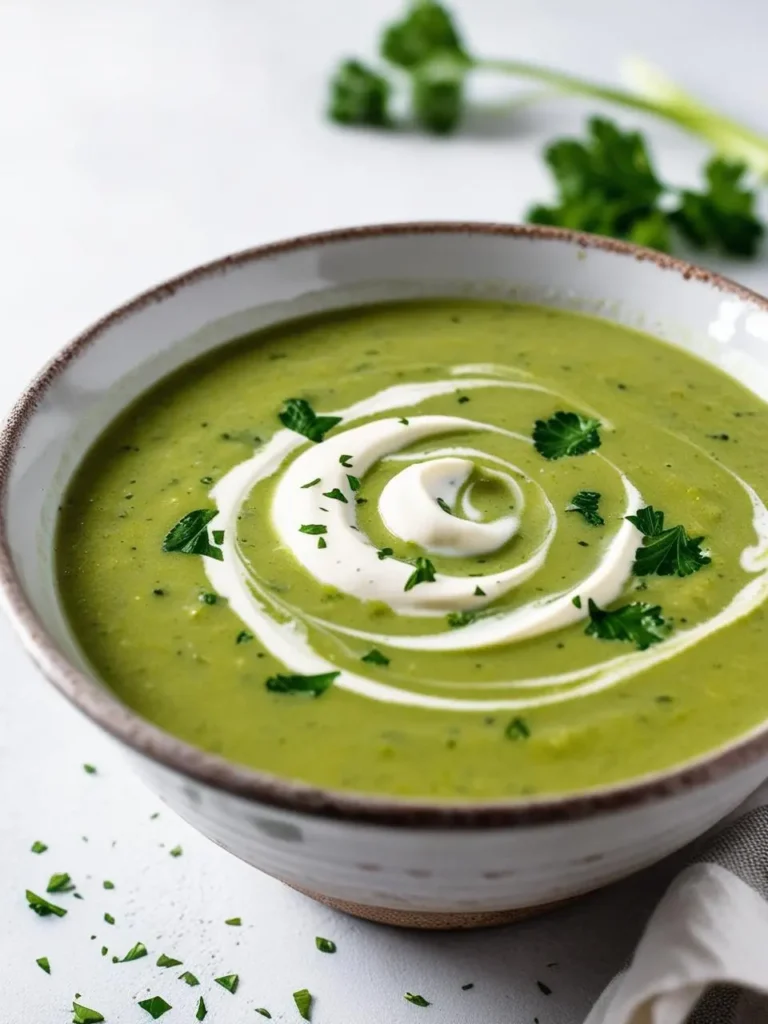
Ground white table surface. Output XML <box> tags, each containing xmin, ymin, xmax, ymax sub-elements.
<box><xmin>2</xmin><ymin>2</ymin><xmax>767</xmax><ymax>1021</ymax></box>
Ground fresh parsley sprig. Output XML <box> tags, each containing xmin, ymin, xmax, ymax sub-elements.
<box><xmin>627</xmin><ymin>505</ymin><xmax>710</xmax><ymax>577</ymax></box>
<box><xmin>279</xmin><ymin>398</ymin><xmax>342</xmax><ymax>443</ymax></box>
<box><xmin>162</xmin><ymin>509</ymin><xmax>223</xmax><ymax>561</ymax></box>
<box><xmin>533</xmin><ymin>411</ymin><xmax>601</xmax><ymax>460</ymax></box>
<box><xmin>585</xmin><ymin>597</ymin><xmax>670</xmax><ymax>650</ymax></box>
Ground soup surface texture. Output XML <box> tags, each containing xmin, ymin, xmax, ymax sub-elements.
<box><xmin>57</xmin><ymin>301</ymin><xmax>768</xmax><ymax>800</ymax></box>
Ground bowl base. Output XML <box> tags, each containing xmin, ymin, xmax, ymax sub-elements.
<box><xmin>288</xmin><ymin>883</ymin><xmax>577</xmax><ymax>930</ymax></box>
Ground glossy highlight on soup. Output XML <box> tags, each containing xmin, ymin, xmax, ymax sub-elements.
<box><xmin>57</xmin><ymin>301</ymin><xmax>768</xmax><ymax>800</ymax></box>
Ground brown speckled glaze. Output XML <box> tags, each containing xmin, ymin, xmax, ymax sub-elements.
<box><xmin>2</xmin><ymin>222</ymin><xmax>768</xmax><ymax>833</ymax></box>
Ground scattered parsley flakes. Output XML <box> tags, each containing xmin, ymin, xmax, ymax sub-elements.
<box><xmin>361</xmin><ymin>648</ymin><xmax>389</xmax><ymax>666</ymax></box>
<box><xmin>26</xmin><ymin>890</ymin><xmax>67</xmax><ymax>917</ymax></box>
<box><xmin>473</xmin><ymin>585</ymin><xmax>485</xmax><ymax>596</ymax></box>
<box><xmin>46</xmin><ymin>872</ymin><xmax>74</xmax><ymax>893</ymax></box>
<box><xmin>533</xmin><ymin>411</ymin><xmax>601</xmax><ymax>460</ymax></box>
<box><xmin>293</xmin><ymin>988</ymin><xmax>312</xmax><ymax>1020</ymax></box>
<box><xmin>215</xmin><ymin>974</ymin><xmax>239</xmax><ymax>994</ymax></box>
<box><xmin>315</xmin><ymin>936</ymin><xmax>337</xmax><ymax>953</ymax></box>
<box><xmin>104</xmin><ymin>913</ymin><xmax>115</xmax><ymax>925</ymax></box>
<box><xmin>199</xmin><ymin>591</ymin><xmax>217</xmax><ymax>605</ymax></box>
<box><xmin>339</xmin><ymin>454</ymin><xmax>353</xmax><ymax>467</ymax></box>
<box><xmin>179</xmin><ymin>971</ymin><xmax>199</xmax><ymax>986</ymax></box>
<box><xmin>404</xmin><ymin>557</ymin><xmax>437</xmax><ymax>591</ymax></box>
<box><xmin>301</xmin><ymin>477</ymin><xmax>321</xmax><ymax>488</ymax></box>
<box><xmin>405</xmin><ymin>992</ymin><xmax>431</xmax><ymax>1007</ymax></box>
<box><xmin>168</xmin><ymin>845</ymin><xmax>183</xmax><ymax>858</ymax></box>
<box><xmin>436</xmin><ymin>496</ymin><xmax>453</xmax><ymax>515</ymax></box>
<box><xmin>447</xmin><ymin>610</ymin><xmax>478</xmax><ymax>629</ymax></box>
<box><xmin>102</xmin><ymin>880</ymin><xmax>115</xmax><ymax>890</ymax></box>
<box><xmin>236</xmin><ymin>630</ymin><xmax>254</xmax><ymax>644</ymax></box>
<box><xmin>377</xmin><ymin>547</ymin><xmax>394</xmax><ymax>559</ymax></box>
<box><xmin>318</xmin><ymin>536</ymin><xmax>327</xmax><ymax>549</ymax></box>
<box><xmin>120</xmin><ymin>941</ymin><xmax>148</xmax><ymax>962</ymax></box>
<box><xmin>279</xmin><ymin>398</ymin><xmax>342</xmax><ymax>443</ymax></box>
<box><xmin>212</xmin><ymin>529</ymin><xmax>225</xmax><ymax>544</ymax></box>
<box><xmin>399</xmin><ymin>417</ymin><xmax>409</xmax><ymax>425</ymax></box>
<box><xmin>566</xmin><ymin>490</ymin><xmax>604</xmax><ymax>526</ymax></box>
<box><xmin>72</xmin><ymin>1002</ymin><xmax>105</xmax><ymax>1023</ymax></box>
<box><xmin>505</xmin><ymin>717</ymin><xmax>531</xmax><ymax>741</ymax></box>
<box><xmin>347</xmin><ymin>474</ymin><xmax>361</xmax><ymax>491</ymax></box>
<box><xmin>266</xmin><ymin>671</ymin><xmax>339</xmax><ymax>697</ymax></box>
<box><xmin>572</xmin><ymin>595</ymin><xmax>582</xmax><ymax>608</ymax></box>
<box><xmin>200</xmin><ymin>475</ymin><xmax>214</xmax><ymax>485</ymax></box>
<box><xmin>162</xmin><ymin>509</ymin><xmax>223</xmax><ymax>561</ymax></box>
<box><xmin>255</xmin><ymin>1010</ymin><xmax>272</xmax><ymax>1019</ymax></box>
<box><xmin>138</xmin><ymin>995</ymin><xmax>172</xmax><ymax>1019</ymax></box>
<box><xmin>323</xmin><ymin>487</ymin><xmax>348</xmax><ymax>503</ymax></box>
<box><xmin>36</xmin><ymin>956</ymin><xmax>51</xmax><ymax>974</ymax></box>
<box><xmin>627</xmin><ymin>505</ymin><xmax>710</xmax><ymax>577</ymax></box>
<box><xmin>299</xmin><ymin>524</ymin><xmax>327</xmax><ymax>535</ymax></box>
<box><xmin>585</xmin><ymin>598</ymin><xmax>670</xmax><ymax>650</ymax></box>
<box><xmin>156</xmin><ymin>953</ymin><xmax>182</xmax><ymax>967</ymax></box>
<box><xmin>101</xmin><ymin>947</ymin><xmax>108</xmax><ymax>956</ymax></box>
<box><xmin>225</xmin><ymin>917</ymin><xmax>242</xmax><ymax>926</ymax></box>
<box><xmin>83</xmin><ymin>763</ymin><xmax>97</xmax><ymax>775</ymax></box>
<box><xmin>196</xmin><ymin>997</ymin><xmax>207</xmax><ymax>1021</ymax></box>
<box><xmin>31</xmin><ymin>840</ymin><xmax>48</xmax><ymax>854</ymax></box>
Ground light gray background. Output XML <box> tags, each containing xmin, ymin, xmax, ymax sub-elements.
<box><xmin>1</xmin><ymin>2</ymin><xmax>767</xmax><ymax>1021</ymax></box>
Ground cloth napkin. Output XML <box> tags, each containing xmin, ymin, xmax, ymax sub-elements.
<box><xmin>585</xmin><ymin>783</ymin><xmax>768</xmax><ymax>1024</ymax></box>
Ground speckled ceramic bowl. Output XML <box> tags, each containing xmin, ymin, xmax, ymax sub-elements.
<box><xmin>3</xmin><ymin>223</ymin><xmax>768</xmax><ymax>929</ymax></box>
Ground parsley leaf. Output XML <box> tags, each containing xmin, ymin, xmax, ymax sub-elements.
<box><xmin>323</xmin><ymin>487</ymin><xmax>348</xmax><ymax>503</ymax></box>
<box><xmin>405</xmin><ymin>992</ymin><xmax>431</xmax><ymax>1007</ymax></box>
<box><xmin>72</xmin><ymin>1002</ymin><xmax>105</xmax><ymax>1024</ymax></box>
<box><xmin>36</xmin><ymin>956</ymin><xmax>51</xmax><ymax>974</ymax></box>
<box><xmin>102</xmin><ymin>880</ymin><xmax>115</xmax><ymax>890</ymax></box>
<box><xmin>162</xmin><ymin>509</ymin><xmax>223</xmax><ymax>561</ymax></box>
<box><xmin>347</xmin><ymin>474</ymin><xmax>361</xmax><ymax>491</ymax></box>
<box><xmin>225</xmin><ymin>917</ymin><xmax>241</xmax><ymax>926</ymax></box>
<box><xmin>138</xmin><ymin>996</ymin><xmax>172</xmax><ymax>1019</ymax></box>
<box><xmin>361</xmin><ymin>648</ymin><xmax>389</xmax><ymax>666</ymax></box>
<box><xmin>179</xmin><ymin>971</ymin><xmax>199</xmax><ymax>986</ymax></box>
<box><xmin>381</xmin><ymin>0</ymin><xmax>466</xmax><ymax>70</ymax></box>
<box><xmin>566</xmin><ymin>490</ymin><xmax>604</xmax><ymax>526</ymax></box>
<box><xmin>339</xmin><ymin>454</ymin><xmax>353</xmax><ymax>467</ymax></box>
<box><xmin>404</xmin><ymin>556</ymin><xmax>437</xmax><ymax>591</ymax></box>
<box><xmin>266</xmin><ymin>671</ymin><xmax>339</xmax><ymax>697</ymax></box>
<box><xmin>31</xmin><ymin>840</ymin><xmax>48</xmax><ymax>854</ymax></box>
<box><xmin>377</xmin><ymin>547</ymin><xmax>394</xmax><ymax>559</ymax></box>
<box><xmin>120</xmin><ymin>941</ymin><xmax>148</xmax><ymax>962</ymax></box>
<box><xmin>585</xmin><ymin>597</ymin><xmax>670</xmax><ymax>650</ymax></box>
<box><xmin>299</xmin><ymin>524</ymin><xmax>327</xmax><ymax>535</ymax></box>
<box><xmin>293</xmin><ymin>988</ymin><xmax>313</xmax><ymax>1020</ymax></box>
<box><xmin>670</xmin><ymin>157</ymin><xmax>764</xmax><ymax>257</ymax></box>
<box><xmin>26</xmin><ymin>890</ymin><xmax>67</xmax><ymax>917</ymax></box>
<box><xmin>505</xmin><ymin>717</ymin><xmax>531</xmax><ymax>740</ymax></box>
<box><xmin>533</xmin><ymin>411</ymin><xmax>601</xmax><ymax>460</ymax></box>
<box><xmin>83</xmin><ymin>763</ymin><xmax>97</xmax><ymax>774</ymax></box>
<box><xmin>196</xmin><ymin>997</ymin><xmax>207</xmax><ymax>1021</ymax></box>
<box><xmin>156</xmin><ymin>953</ymin><xmax>182</xmax><ymax>968</ymax></box>
<box><xmin>215</xmin><ymin>974</ymin><xmax>239</xmax><ymax>994</ymax></box>
<box><xmin>627</xmin><ymin>505</ymin><xmax>710</xmax><ymax>577</ymax></box>
<box><xmin>104</xmin><ymin>912</ymin><xmax>115</xmax><ymax>925</ymax></box>
<box><xmin>46</xmin><ymin>872</ymin><xmax>74</xmax><ymax>893</ymax></box>
<box><xmin>315</xmin><ymin>936</ymin><xmax>337</xmax><ymax>953</ymax></box>
<box><xmin>328</xmin><ymin>59</ymin><xmax>392</xmax><ymax>128</ymax></box>
<box><xmin>279</xmin><ymin>398</ymin><xmax>342</xmax><ymax>443</ymax></box>
<box><xmin>447</xmin><ymin>610</ymin><xmax>478</xmax><ymax>629</ymax></box>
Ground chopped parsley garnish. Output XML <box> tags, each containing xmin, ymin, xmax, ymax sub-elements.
<box><xmin>266</xmin><ymin>671</ymin><xmax>339</xmax><ymax>697</ymax></box>
<box><xmin>505</xmin><ymin>717</ymin><xmax>531</xmax><ymax>740</ymax></box>
<box><xmin>318</xmin><ymin>536</ymin><xmax>327</xmax><ymax>549</ymax></box>
<box><xmin>200</xmin><ymin>475</ymin><xmax>214</xmax><ymax>485</ymax></box>
<box><xmin>215</xmin><ymin>974</ymin><xmax>239</xmax><ymax>994</ymax></box>
<box><xmin>347</xmin><ymin>474</ymin><xmax>361</xmax><ymax>491</ymax></box>
<box><xmin>101</xmin><ymin>946</ymin><xmax>108</xmax><ymax>956</ymax></box>
<box><xmin>293</xmin><ymin>988</ymin><xmax>312</xmax><ymax>1020</ymax></box>
<box><xmin>315</xmin><ymin>936</ymin><xmax>337</xmax><ymax>953</ymax></box>
<box><xmin>447</xmin><ymin>610</ymin><xmax>478</xmax><ymax>629</ymax></box>
<box><xmin>533</xmin><ymin>411</ymin><xmax>601</xmax><ymax>460</ymax></box>
<box><xmin>566</xmin><ymin>490</ymin><xmax>604</xmax><ymax>526</ymax></box>
<box><xmin>169</xmin><ymin>845</ymin><xmax>183</xmax><ymax>858</ymax></box>
<box><xmin>399</xmin><ymin>417</ymin><xmax>409</xmax><ymax>425</ymax></box>
<box><xmin>377</xmin><ymin>547</ymin><xmax>394</xmax><ymax>559</ymax></box>
<box><xmin>301</xmin><ymin>477</ymin><xmax>321</xmax><ymax>488</ymax></box>
<box><xmin>199</xmin><ymin>592</ymin><xmax>217</xmax><ymax>605</ymax></box>
<box><xmin>196</xmin><ymin>996</ymin><xmax>207</xmax><ymax>1021</ymax></box>
<box><xmin>26</xmin><ymin>890</ymin><xmax>67</xmax><ymax>917</ymax></box>
<box><xmin>236</xmin><ymin>631</ymin><xmax>253</xmax><ymax>644</ymax></box>
<box><xmin>362</xmin><ymin>649</ymin><xmax>390</xmax><ymax>666</ymax></box>
<box><xmin>339</xmin><ymin>454</ymin><xmax>353</xmax><ymax>467</ymax></box>
<box><xmin>31</xmin><ymin>840</ymin><xmax>47</xmax><ymax>854</ymax></box>
<box><xmin>47</xmin><ymin>872</ymin><xmax>74</xmax><ymax>893</ymax></box>
<box><xmin>255</xmin><ymin>1010</ymin><xmax>272</xmax><ymax>1019</ymax></box>
<box><xmin>585</xmin><ymin>598</ymin><xmax>670</xmax><ymax>650</ymax></box>
<box><xmin>120</xmin><ymin>941</ymin><xmax>148</xmax><ymax>962</ymax></box>
<box><xmin>212</xmin><ymin>529</ymin><xmax>225</xmax><ymax>544</ymax></box>
<box><xmin>225</xmin><ymin>917</ymin><xmax>241</xmax><ymax>926</ymax></box>
<box><xmin>405</xmin><ymin>993</ymin><xmax>431</xmax><ymax>1007</ymax></box>
<box><xmin>138</xmin><ymin>995</ymin><xmax>172</xmax><ymax>1019</ymax></box>
<box><xmin>156</xmin><ymin>953</ymin><xmax>182</xmax><ymax>967</ymax></box>
<box><xmin>404</xmin><ymin>557</ymin><xmax>437</xmax><ymax>591</ymax></box>
<box><xmin>179</xmin><ymin>971</ymin><xmax>199</xmax><ymax>986</ymax></box>
<box><xmin>473</xmin><ymin>585</ymin><xmax>485</xmax><ymax>596</ymax></box>
<box><xmin>83</xmin><ymin>763</ymin><xmax>97</xmax><ymax>775</ymax></box>
<box><xmin>572</xmin><ymin>595</ymin><xmax>582</xmax><ymax>608</ymax></box>
<box><xmin>162</xmin><ymin>509</ymin><xmax>223</xmax><ymax>561</ymax></box>
<box><xmin>299</xmin><ymin>524</ymin><xmax>327</xmax><ymax>535</ymax></box>
<box><xmin>627</xmin><ymin>505</ymin><xmax>710</xmax><ymax>577</ymax></box>
<box><xmin>279</xmin><ymin>398</ymin><xmax>342</xmax><ymax>443</ymax></box>
<box><xmin>436</xmin><ymin>496</ymin><xmax>453</xmax><ymax>514</ymax></box>
<box><xmin>72</xmin><ymin>1002</ymin><xmax>105</xmax><ymax>1023</ymax></box>
<box><xmin>36</xmin><ymin>956</ymin><xmax>51</xmax><ymax>974</ymax></box>
<box><xmin>102</xmin><ymin>880</ymin><xmax>115</xmax><ymax>889</ymax></box>
<box><xmin>323</xmin><ymin>487</ymin><xmax>348</xmax><ymax>503</ymax></box>
<box><xmin>104</xmin><ymin>912</ymin><xmax>115</xmax><ymax>925</ymax></box>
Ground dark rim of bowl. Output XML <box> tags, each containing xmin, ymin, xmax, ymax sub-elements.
<box><xmin>3</xmin><ymin>221</ymin><xmax>768</xmax><ymax>830</ymax></box>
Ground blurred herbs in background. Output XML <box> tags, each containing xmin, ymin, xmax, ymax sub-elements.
<box><xmin>327</xmin><ymin>0</ymin><xmax>765</xmax><ymax>257</ymax></box>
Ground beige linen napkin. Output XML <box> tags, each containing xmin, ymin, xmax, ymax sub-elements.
<box><xmin>585</xmin><ymin>788</ymin><xmax>768</xmax><ymax>1024</ymax></box>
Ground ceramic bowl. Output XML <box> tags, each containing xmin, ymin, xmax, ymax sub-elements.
<box><xmin>3</xmin><ymin>223</ymin><xmax>768</xmax><ymax>930</ymax></box>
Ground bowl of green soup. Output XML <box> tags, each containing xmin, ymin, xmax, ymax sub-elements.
<box><xmin>3</xmin><ymin>223</ymin><xmax>768</xmax><ymax>928</ymax></box>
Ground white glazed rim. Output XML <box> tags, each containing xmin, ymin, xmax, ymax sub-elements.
<box><xmin>2</xmin><ymin>221</ymin><xmax>768</xmax><ymax>830</ymax></box>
